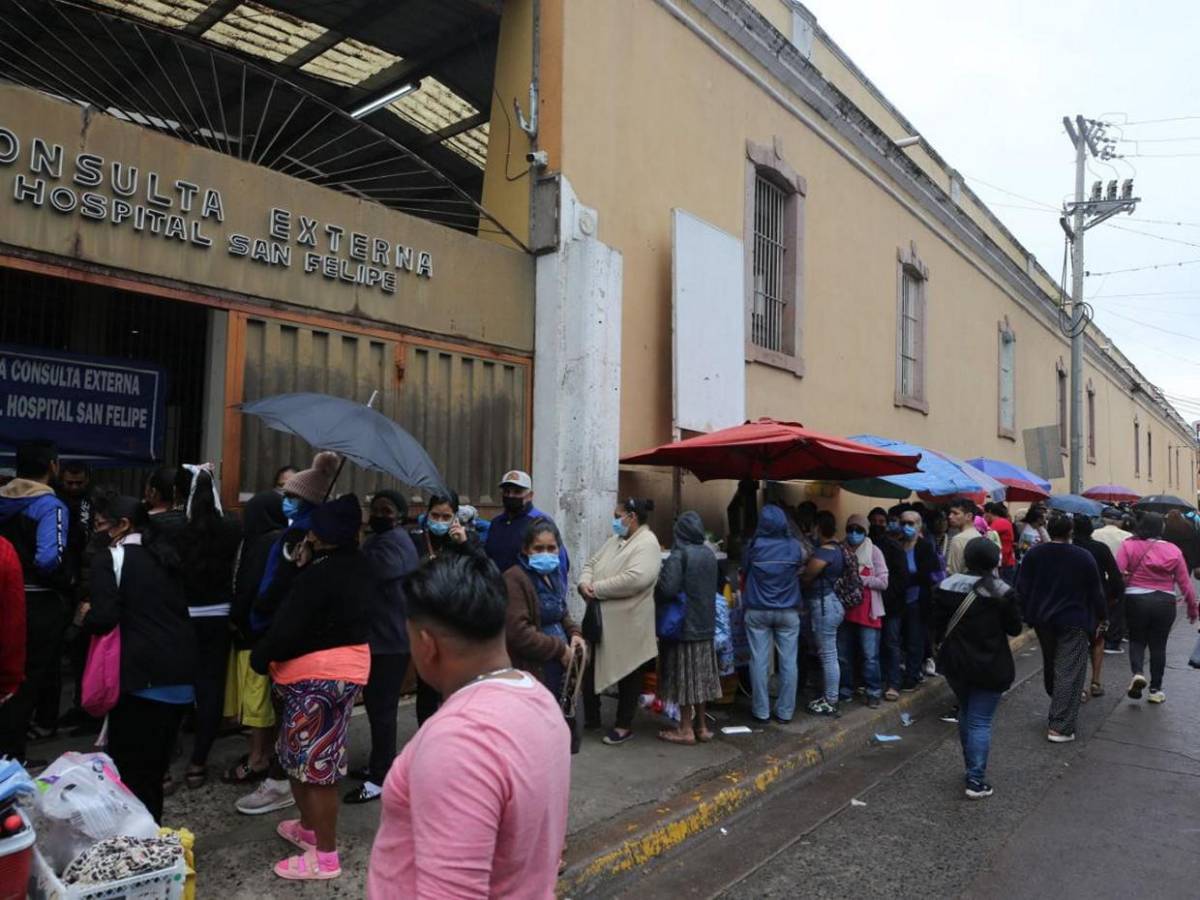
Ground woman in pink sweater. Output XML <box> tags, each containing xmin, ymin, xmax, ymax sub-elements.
<box><xmin>1116</xmin><ymin>513</ymin><xmax>1198</xmax><ymax>704</ymax></box>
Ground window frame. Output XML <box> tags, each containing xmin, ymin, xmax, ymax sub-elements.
<box><xmin>1134</xmin><ymin>417</ymin><xmax>1141</xmax><ymax>478</ymax></box>
<box><xmin>997</xmin><ymin>317</ymin><xmax>1016</xmax><ymax>440</ymax></box>
<box><xmin>894</xmin><ymin>241</ymin><xmax>929</xmax><ymax>414</ymax></box>
<box><xmin>1086</xmin><ymin>379</ymin><xmax>1096</xmax><ymax>464</ymax></box>
<box><xmin>744</xmin><ymin>138</ymin><xmax>806</xmax><ymax>377</ymax></box>
<box><xmin>1055</xmin><ymin>359</ymin><xmax>1068</xmax><ymax>455</ymax></box>
<box><xmin>1148</xmin><ymin>428</ymin><xmax>1153</xmax><ymax>480</ymax></box>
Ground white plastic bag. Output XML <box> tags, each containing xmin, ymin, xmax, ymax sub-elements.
<box><xmin>33</xmin><ymin>751</ymin><xmax>158</xmax><ymax>874</ymax></box>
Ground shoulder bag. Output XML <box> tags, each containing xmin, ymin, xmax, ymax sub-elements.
<box><xmin>81</xmin><ymin>544</ymin><xmax>125</xmax><ymax>718</ymax></box>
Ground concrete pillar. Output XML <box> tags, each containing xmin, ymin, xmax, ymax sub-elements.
<box><xmin>532</xmin><ymin>176</ymin><xmax>623</xmax><ymax>618</ymax></box>
<box><xmin>201</xmin><ymin>308</ymin><xmax>227</xmax><ymax>471</ymax></box>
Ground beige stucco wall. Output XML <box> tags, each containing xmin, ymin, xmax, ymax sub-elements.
<box><xmin>553</xmin><ymin>0</ymin><xmax>1195</xmax><ymax>529</ymax></box>
<box><xmin>0</xmin><ymin>84</ymin><xmax>534</xmax><ymax>353</ymax></box>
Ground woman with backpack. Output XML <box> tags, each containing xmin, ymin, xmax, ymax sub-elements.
<box><xmin>653</xmin><ymin>511</ymin><xmax>720</xmax><ymax>744</ymax></box>
<box><xmin>802</xmin><ymin>511</ymin><xmax>852</xmax><ymax>716</ymax></box>
<box><xmin>82</xmin><ymin>494</ymin><xmax>196</xmax><ymax>822</ymax></box>
<box><xmin>838</xmin><ymin>514</ymin><xmax>887</xmax><ymax>709</ymax></box>
<box><xmin>931</xmin><ymin>538</ymin><xmax>1022</xmax><ymax>800</ymax></box>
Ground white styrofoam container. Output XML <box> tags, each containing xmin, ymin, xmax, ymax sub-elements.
<box><xmin>29</xmin><ymin>847</ymin><xmax>185</xmax><ymax>900</ymax></box>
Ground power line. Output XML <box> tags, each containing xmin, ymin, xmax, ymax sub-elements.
<box><xmin>1087</xmin><ymin>290</ymin><xmax>1200</xmax><ymax>299</ymax></box>
<box><xmin>1099</xmin><ymin>308</ymin><xmax>1200</xmax><ymax>344</ymax></box>
<box><xmin>1126</xmin><ymin>217</ymin><xmax>1200</xmax><ymax>228</ymax></box>
<box><xmin>1122</xmin><ymin>152</ymin><xmax>1200</xmax><ymax>159</ymax></box>
<box><xmin>959</xmin><ymin>173</ymin><xmax>1060</xmax><ymax>211</ymax></box>
<box><xmin>1115</xmin><ymin>115</ymin><xmax>1200</xmax><ymax>126</ymax></box>
<box><xmin>1086</xmin><ymin>257</ymin><xmax>1200</xmax><ymax>276</ymax></box>
<box><xmin>1105</xmin><ymin>223</ymin><xmax>1200</xmax><ymax>250</ymax></box>
<box><xmin>1118</xmin><ymin>136</ymin><xmax>1200</xmax><ymax>143</ymax></box>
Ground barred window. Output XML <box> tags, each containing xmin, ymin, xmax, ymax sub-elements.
<box><xmin>894</xmin><ymin>243</ymin><xmax>928</xmax><ymax>413</ymax></box>
<box><xmin>751</xmin><ymin>174</ymin><xmax>787</xmax><ymax>352</ymax></box>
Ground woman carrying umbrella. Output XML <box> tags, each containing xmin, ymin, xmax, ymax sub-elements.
<box><xmin>1117</xmin><ymin>513</ymin><xmax>1198</xmax><ymax>704</ymax></box>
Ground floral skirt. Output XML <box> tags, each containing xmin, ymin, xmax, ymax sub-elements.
<box><xmin>274</xmin><ymin>679</ymin><xmax>360</xmax><ymax>785</ymax></box>
<box><xmin>659</xmin><ymin>639</ymin><xmax>722</xmax><ymax>706</ymax></box>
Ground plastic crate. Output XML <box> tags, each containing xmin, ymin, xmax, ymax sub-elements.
<box><xmin>29</xmin><ymin>846</ymin><xmax>185</xmax><ymax>900</ymax></box>
<box><xmin>0</xmin><ymin>808</ymin><xmax>36</xmax><ymax>900</ymax></box>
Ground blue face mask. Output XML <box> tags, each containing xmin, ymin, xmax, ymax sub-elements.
<box><xmin>846</xmin><ymin>531</ymin><xmax>865</xmax><ymax>546</ymax></box>
<box><xmin>613</xmin><ymin>517</ymin><xmax>629</xmax><ymax>538</ymax></box>
<box><xmin>281</xmin><ymin>497</ymin><xmax>303</xmax><ymax>522</ymax></box>
<box><xmin>886</xmin><ymin>520</ymin><xmax>902</xmax><ymax>534</ymax></box>
<box><xmin>428</xmin><ymin>519</ymin><xmax>451</xmax><ymax>536</ymax></box>
<box><xmin>902</xmin><ymin>524</ymin><xmax>918</xmax><ymax>539</ymax></box>
<box><xmin>527</xmin><ymin>552</ymin><xmax>560</xmax><ymax>574</ymax></box>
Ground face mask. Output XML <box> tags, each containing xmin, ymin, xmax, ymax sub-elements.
<box><xmin>503</xmin><ymin>496</ymin><xmax>530</xmax><ymax>517</ymax></box>
<box><xmin>528</xmin><ymin>552</ymin><xmax>560</xmax><ymax>574</ymax></box>
<box><xmin>428</xmin><ymin>519</ymin><xmax>451</xmax><ymax>536</ymax></box>
<box><xmin>902</xmin><ymin>524</ymin><xmax>918</xmax><ymax>539</ymax></box>
<box><xmin>886</xmin><ymin>521</ymin><xmax>902</xmax><ymax>535</ymax></box>
<box><xmin>846</xmin><ymin>531</ymin><xmax>865</xmax><ymax>547</ymax></box>
<box><xmin>613</xmin><ymin>517</ymin><xmax>629</xmax><ymax>538</ymax></box>
<box><xmin>368</xmin><ymin>516</ymin><xmax>395</xmax><ymax>534</ymax></box>
<box><xmin>281</xmin><ymin>497</ymin><xmax>303</xmax><ymax>522</ymax></box>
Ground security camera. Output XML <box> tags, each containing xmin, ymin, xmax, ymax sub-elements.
<box><xmin>526</xmin><ymin>149</ymin><xmax>549</xmax><ymax>168</ymax></box>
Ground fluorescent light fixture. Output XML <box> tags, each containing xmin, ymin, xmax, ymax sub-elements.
<box><xmin>350</xmin><ymin>82</ymin><xmax>419</xmax><ymax>119</ymax></box>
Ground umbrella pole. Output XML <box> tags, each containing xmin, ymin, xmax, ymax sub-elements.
<box><xmin>321</xmin><ymin>390</ymin><xmax>380</xmax><ymax>502</ymax></box>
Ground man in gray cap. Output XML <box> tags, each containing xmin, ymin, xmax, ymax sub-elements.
<box><xmin>483</xmin><ymin>470</ymin><xmax>569</xmax><ymax>588</ymax></box>
<box><xmin>1093</xmin><ymin>507</ymin><xmax>1132</xmax><ymax>653</ymax></box>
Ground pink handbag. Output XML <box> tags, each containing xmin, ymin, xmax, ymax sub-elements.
<box><xmin>81</xmin><ymin>629</ymin><xmax>121</xmax><ymax>717</ymax></box>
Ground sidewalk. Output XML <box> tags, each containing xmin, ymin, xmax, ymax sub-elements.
<box><xmin>24</xmin><ymin>636</ymin><xmax>1036</xmax><ymax>897</ymax></box>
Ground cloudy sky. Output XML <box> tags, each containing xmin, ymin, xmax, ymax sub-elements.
<box><xmin>805</xmin><ymin>0</ymin><xmax>1200</xmax><ymax>426</ymax></box>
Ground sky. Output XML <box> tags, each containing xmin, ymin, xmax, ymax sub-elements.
<box><xmin>804</xmin><ymin>0</ymin><xmax>1200</xmax><ymax>427</ymax></box>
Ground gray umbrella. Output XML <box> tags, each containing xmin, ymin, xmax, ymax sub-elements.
<box><xmin>1133</xmin><ymin>494</ymin><xmax>1195</xmax><ymax>514</ymax></box>
<box><xmin>240</xmin><ymin>392</ymin><xmax>445</xmax><ymax>494</ymax></box>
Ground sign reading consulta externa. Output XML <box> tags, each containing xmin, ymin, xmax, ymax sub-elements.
<box><xmin>0</xmin><ymin>129</ymin><xmax>432</xmax><ymax>296</ymax></box>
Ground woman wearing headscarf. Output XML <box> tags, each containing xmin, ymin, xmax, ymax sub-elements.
<box><xmin>82</xmin><ymin>493</ymin><xmax>196</xmax><ymax>822</ymax></box>
<box><xmin>176</xmin><ymin>464</ymin><xmax>242</xmax><ymax>790</ymax></box>
<box><xmin>251</xmin><ymin>493</ymin><xmax>372</xmax><ymax>882</ymax></box>
<box><xmin>1117</xmin><ymin>512</ymin><xmax>1198</xmax><ymax>704</ymax></box>
<box><xmin>654</xmin><ymin>511</ymin><xmax>721</xmax><ymax>744</ymax></box>
<box><xmin>932</xmin><ymin>538</ymin><xmax>1022</xmax><ymax>800</ymax></box>
<box><xmin>837</xmin><ymin>514</ymin><xmax>888</xmax><ymax>708</ymax></box>
<box><xmin>580</xmin><ymin>498</ymin><xmax>661</xmax><ymax>745</ymax></box>
<box><xmin>345</xmin><ymin>490</ymin><xmax>420</xmax><ymax>805</ymax></box>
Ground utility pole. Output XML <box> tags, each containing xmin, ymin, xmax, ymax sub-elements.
<box><xmin>1061</xmin><ymin>115</ymin><xmax>1139</xmax><ymax>494</ymax></box>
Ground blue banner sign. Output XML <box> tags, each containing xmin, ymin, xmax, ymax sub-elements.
<box><xmin>0</xmin><ymin>344</ymin><xmax>167</xmax><ymax>462</ymax></box>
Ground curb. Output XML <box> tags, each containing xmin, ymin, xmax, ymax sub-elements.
<box><xmin>558</xmin><ymin>629</ymin><xmax>1039</xmax><ymax>897</ymax></box>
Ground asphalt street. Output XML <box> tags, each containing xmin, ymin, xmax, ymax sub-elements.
<box><xmin>615</xmin><ymin>616</ymin><xmax>1200</xmax><ymax>900</ymax></box>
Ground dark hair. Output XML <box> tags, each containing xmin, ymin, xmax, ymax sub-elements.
<box><xmin>60</xmin><ymin>460</ymin><xmax>90</xmax><ymax>478</ymax></box>
<box><xmin>180</xmin><ymin>469</ymin><xmax>240</xmax><ymax>592</ymax></box>
<box><xmin>950</xmin><ymin>499</ymin><xmax>978</xmax><ymax>516</ymax></box>
<box><xmin>15</xmin><ymin>440</ymin><xmax>57</xmax><ymax>479</ymax></box>
<box><xmin>404</xmin><ymin>552</ymin><xmax>507</xmax><ymax>641</ymax></box>
<box><xmin>886</xmin><ymin>504</ymin><xmax>908</xmax><ymax>519</ymax></box>
<box><xmin>522</xmin><ymin>516</ymin><xmax>561</xmax><ymax>549</ymax></box>
<box><xmin>1046</xmin><ymin>510</ymin><xmax>1074</xmax><ymax>540</ymax></box>
<box><xmin>273</xmin><ymin>465</ymin><xmax>297</xmax><ymax>485</ymax></box>
<box><xmin>623</xmin><ymin>497</ymin><xmax>655</xmax><ymax>525</ymax></box>
<box><xmin>146</xmin><ymin>466</ymin><xmax>178</xmax><ymax>504</ymax></box>
<box><xmin>1163</xmin><ymin>509</ymin><xmax>1192</xmax><ymax>541</ymax></box>
<box><xmin>427</xmin><ymin>490</ymin><xmax>460</xmax><ymax>514</ymax></box>
<box><xmin>815</xmin><ymin>510</ymin><xmax>837</xmax><ymax>539</ymax></box>
<box><xmin>1023</xmin><ymin>506</ymin><xmax>1046</xmax><ymax>525</ymax></box>
<box><xmin>984</xmin><ymin>502</ymin><xmax>1009</xmax><ymax>519</ymax></box>
<box><xmin>1135</xmin><ymin>512</ymin><xmax>1165</xmax><ymax>540</ymax></box>
<box><xmin>371</xmin><ymin>489</ymin><xmax>408</xmax><ymax>517</ymax></box>
<box><xmin>868</xmin><ymin>507</ymin><xmax>888</xmax><ymax>520</ymax></box>
<box><xmin>96</xmin><ymin>491</ymin><xmax>179</xmax><ymax>570</ymax></box>
<box><xmin>1072</xmin><ymin>513</ymin><xmax>1094</xmax><ymax>539</ymax></box>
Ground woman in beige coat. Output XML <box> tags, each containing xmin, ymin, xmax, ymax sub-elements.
<box><xmin>580</xmin><ymin>498</ymin><xmax>662</xmax><ymax>745</ymax></box>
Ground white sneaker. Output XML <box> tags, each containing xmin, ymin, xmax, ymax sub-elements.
<box><xmin>236</xmin><ymin>778</ymin><xmax>295</xmax><ymax>815</ymax></box>
<box><xmin>1147</xmin><ymin>690</ymin><xmax>1166</xmax><ymax>704</ymax></box>
<box><xmin>1046</xmin><ymin>730</ymin><xmax>1076</xmax><ymax>743</ymax></box>
<box><xmin>923</xmin><ymin>658</ymin><xmax>937</xmax><ymax>676</ymax></box>
<box><xmin>1127</xmin><ymin>674</ymin><xmax>1147</xmax><ymax>700</ymax></box>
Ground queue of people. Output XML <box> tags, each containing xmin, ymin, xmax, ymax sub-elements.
<box><xmin>5</xmin><ymin>434</ymin><xmax>1200</xmax><ymax>891</ymax></box>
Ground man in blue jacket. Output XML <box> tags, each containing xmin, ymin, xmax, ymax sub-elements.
<box><xmin>484</xmin><ymin>470</ymin><xmax>569</xmax><ymax>589</ymax></box>
<box><xmin>0</xmin><ymin>440</ymin><xmax>70</xmax><ymax>762</ymax></box>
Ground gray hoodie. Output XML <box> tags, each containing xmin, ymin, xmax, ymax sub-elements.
<box><xmin>655</xmin><ymin>511</ymin><xmax>718</xmax><ymax>641</ymax></box>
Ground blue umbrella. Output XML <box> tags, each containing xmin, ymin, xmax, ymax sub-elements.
<box><xmin>1046</xmin><ymin>494</ymin><xmax>1103</xmax><ymax>517</ymax></box>
<box><xmin>965</xmin><ymin>458</ymin><xmax>1052</xmax><ymax>494</ymax></box>
<box><xmin>842</xmin><ymin>435</ymin><xmax>1004</xmax><ymax>500</ymax></box>
<box><xmin>240</xmin><ymin>392</ymin><xmax>445</xmax><ymax>494</ymax></box>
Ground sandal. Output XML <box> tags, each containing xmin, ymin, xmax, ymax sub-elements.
<box><xmin>222</xmin><ymin>758</ymin><xmax>269</xmax><ymax>785</ymax></box>
<box><xmin>274</xmin><ymin>849</ymin><xmax>339</xmax><ymax>881</ymax></box>
<box><xmin>656</xmin><ymin>729</ymin><xmax>696</xmax><ymax>745</ymax></box>
<box><xmin>695</xmin><ymin>729</ymin><xmax>715</xmax><ymax>743</ymax></box>
<box><xmin>184</xmin><ymin>766</ymin><xmax>207</xmax><ymax>790</ymax></box>
<box><xmin>1090</xmin><ymin>682</ymin><xmax>1105</xmax><ymax>697</ymax></box>
<box><xmin>276</xmin><ymin>819</ymin><xmax>316</xmax><ymax>852</ymax></box>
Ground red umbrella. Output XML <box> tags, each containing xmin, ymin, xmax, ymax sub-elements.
<box><xmin>1083</xmin><ymin>484</ymin><xmax>1140</xmax><ymax>503</ymax></box>
<box><xmin>620</xmin><ymin>418</ymin><xmax>921</xmax><ymax>482</ymax></box>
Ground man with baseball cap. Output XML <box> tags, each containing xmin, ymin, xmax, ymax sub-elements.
<box><xmin>484</xmin><ymin>470</ymin><xmax>569</xmax><ymax>588</ymax></box>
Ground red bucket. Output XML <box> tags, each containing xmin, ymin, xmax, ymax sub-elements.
<box><xmin>0</xmin><ymin>808</ymin><xmax>34</xmax><ymax>900</ymax></box>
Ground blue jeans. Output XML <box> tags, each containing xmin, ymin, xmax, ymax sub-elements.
<box><xmin>745</xmin><ymin>608</ymin><xmax>801</xmax><ymax>721</ymax></box>
<box><xmin>947</xmin><ymin>678</ymin><xmax>1002</xmax><ymax>784</ymax></box>
<box><xmin>882</xmin><ymin>614</ymin><xmax>903</xmax><ymax>690</ymax></box>
<box><xmin>806</xmin><ymin>593</ymin><xmax>844</xmax><ymax>703</ymax></box>
<box><xmin>901</xmin><ymin>602</ymin><xmax>925</xmax><ymax>687</ymax></box>
<box><xmin>837</xmin><ymin>623</ymin><xmax>882</xmax><ymax>699</ymax></box>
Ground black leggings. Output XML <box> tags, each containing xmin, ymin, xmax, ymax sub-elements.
<box><xmin>582</xmin><ymin>659</ymin><xmax>642</xmax><ymax>730</ymax></box>
<box><xmin>1126</xmin><ymin>592</ymin><xmax>1177</xmax><ymax>691</ymax></box>
<box><xmin>365</xmin><ymin>653</ymin><xmax>409</xmax><ymax>785</ymax></box>
<box><xmin>108</xmin><ymin>694</ymin><xmax>186</xmax><ymax>823</ymax></box>
<box><xmin>190</xmin><ymin>616</ymin><xmax>231</xmax><ymax>767</ymax></box>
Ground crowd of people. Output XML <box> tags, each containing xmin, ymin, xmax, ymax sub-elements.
<box><xmin>2</xmin><ymin>436</ymin><xmax>1199</xmax><ymax>892</ymax></box>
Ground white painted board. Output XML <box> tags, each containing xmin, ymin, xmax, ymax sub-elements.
<box><xmin>672</xmin><ymin>209</ymin><xmax>745</xmax><ymax>434</ymax></box>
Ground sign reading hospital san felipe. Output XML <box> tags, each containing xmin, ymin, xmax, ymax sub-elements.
<box><xmin>0</xmin><ymin>128</ymin><xmax>434</xmax><ymax>296</ymax></box>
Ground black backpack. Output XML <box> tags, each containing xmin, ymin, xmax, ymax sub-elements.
<box><xmin>833</xmin><ymin>544</ymin><xmax>865</xmax><ymax>609</ymax></box>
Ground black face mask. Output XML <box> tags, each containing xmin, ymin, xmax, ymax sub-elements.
<box><xmin>502</xmin><ymin>496</ymin><xmax>530</xmax><ymax>517</ymax></box>
<box><xmin>368</xmin><ymin>516</ymin><xmax>395</xmax><ymax>534</ymax></box>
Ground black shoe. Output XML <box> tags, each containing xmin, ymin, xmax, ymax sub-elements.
<box><xmin>965</xmin><ymin>780</ymin><xmax>994</xmax><ymax>800</ymax></box>
<box><xmin>773</xmin><ymin>715</ymin><xmax>793</xmax><ymax>725</ymax></box>
<box><xmin>602</xmin><ymin>728</ymin><xmax>634</xmax><ymax>745</ymax></box>
<box><xmin>343</xmin><ymin>783</ymin><xmax>383</xmax><ymax>805</ymax></box>
<box><xmin>939</xmin><ymin>707</ymin><xmax>959</xmax><ymax>724</ymax></box>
